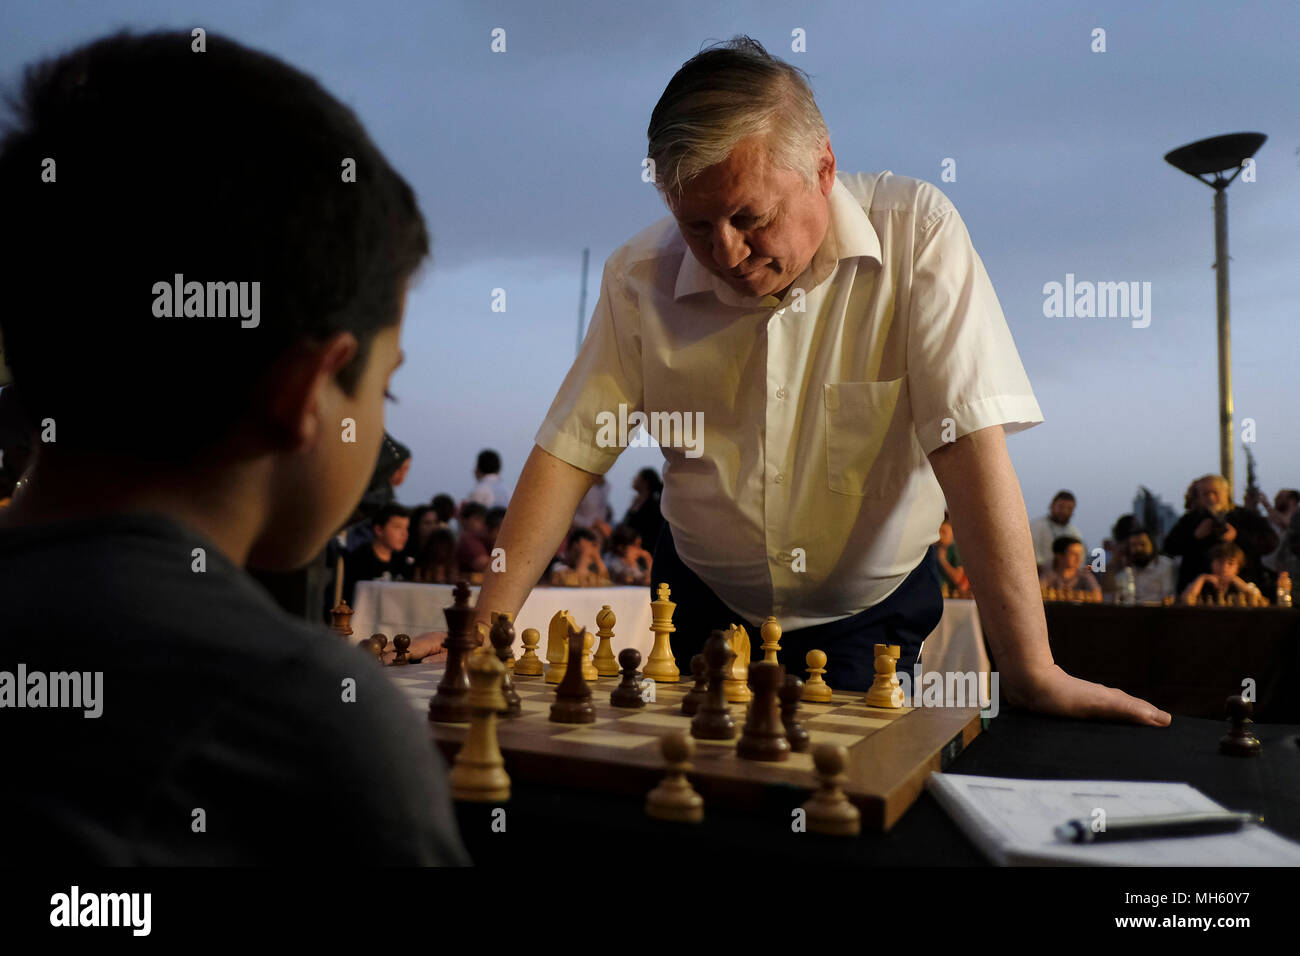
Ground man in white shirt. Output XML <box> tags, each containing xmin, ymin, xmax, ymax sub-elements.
<box><xmin>473</xmin><ymin>37</ymin><xmax>1167</xmax><ymax>726</ymax></box>
<box><xmin>465</xmin><ymin>448</ymin><xmax>509</xmax><ymax>509</ymax></box>
<box><xmin>1029</xmin><ymin>491</ymin><xmax>1085</xmax><ymax>570</ymax></box>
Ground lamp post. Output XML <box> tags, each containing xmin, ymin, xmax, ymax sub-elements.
<box><xmin>1164</xmin><ymin>132</ymin><xmax>1266</xmax><ymax>501</ymax></box>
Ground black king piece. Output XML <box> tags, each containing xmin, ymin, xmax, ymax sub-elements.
<box><xmin>428</xmin><ymin>580</ymin><xmax>477</xmax><ymax>724</ymax></box>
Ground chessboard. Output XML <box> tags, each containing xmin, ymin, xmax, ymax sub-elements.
<box><xmin>389</xmin><ymin>662</ymin><xmax>982</xmax><ymax>831</ymax></box>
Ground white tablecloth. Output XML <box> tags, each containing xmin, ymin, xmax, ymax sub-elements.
<box><xmin>352</xmin><ymin>581</ymin><xmax>986</xmax><ymax>676</ymax></box>
<box><xmin>351</xmin><ymin>582</ymin><xmax>655</xmax><ymax>657</ymax></box>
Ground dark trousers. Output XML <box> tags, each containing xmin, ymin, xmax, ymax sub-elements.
<box><xmin>649</xmin><ymin>524</ymin><xmax>943</xmax><ymax>693</ymax></box>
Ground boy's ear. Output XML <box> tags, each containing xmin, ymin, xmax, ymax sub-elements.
<box><xmin>261</xmin><ymin>334</ymin><xmax>358</xmax><ymax>449</ymax></box>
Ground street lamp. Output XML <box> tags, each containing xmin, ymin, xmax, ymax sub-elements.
<box><xmin>1164</xmin><ymin>132</ymin><xmax>1266</xmax><ymax>501</ymax></box>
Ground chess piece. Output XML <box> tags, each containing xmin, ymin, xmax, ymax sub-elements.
<box><xmin>645</xmin><ymin>731</ymin><xmax>703</xmax><ymax>823</ymax></box>
<box><xmin>580</xmin><ymin>629</ymin><xmax>599</xmax><ymax>682</ymax></box>
<box><xmin>449</xmin><ymin>652</ymin><xmax>511</xmax><ymax>802</ymax></box>
<box><xmin>330</xmin><ymin>600</ymin><xmax>354</xmax><ymax>637</ymax></box>
<box><xmin>593</xmin><ymin>605</ymin><xmax>620</xmax><ymax>677</ymax></box>
<box><xmin>801</xmin><ymin>745</ymin><xmax>861</xmax><ymax>836</ymax></box>
<box><xmin>550</xmin><ymin>626</ymin><xmax>597</xmax><ymax>724</ymax></box>
<box><xmin>371</xmin><ymin>633</ymin><xmax>389</xmax><ymax>656</ymax></box>
<box><xmin>1219</xmin><ymin>694</ymin><xmax>1262</xmax><ymax>757</ymax></box>
<box><xmin>864</xmin><ymin>644</ymin><xmax>904</xmax><ymax>709</ymax></box>
<box><xmin>515</xmin><ymin>628</ymin><xmax>544</xmax><ymax>676</ymax></box>
<box><xmin>780</xmin><ymin>675</ymin><xmax>811</xmax><ymax>752</ymax></box>
<box><xmin>392</xmin><ymin>633</ymin><xmax>411</xmax><ymax>665</ymax></box>
<box><xmin>681</xmin><ymin>654</ymin><xmax>708</xmax><ymax>716</ymax></box>
<box><xmin>760</xmin><ymin>616</ymin><xmax>782</xmax><ymax>665</ymax></box>
<box><xmin>488</xmin><ymin>612</ymin><xmax>515</xmax><ymax>668</ymax></box>
<box><xmin>545</xmin><ymin>609</ymin><xmax>578</xmax><ymax>684</ymax></box>
<box><xmin>644</xmin><ymin>583</ymin><xmax>680</xmax><ymax>682</ymax></box>
<box><xmin>359</xmin><ymin>635</ymin><xmax>385</xmax><ymax>662</ymax></box>
<box><xmin>802</xmin><ymin>649</ymin><xmax>832</xmax><ymax>703</ymax></box>
<box><xmin>489</xmin><ymin>615</ymin><xmax>522</xmax><ymax>718</ymax></box>
<box><xmin>723</xmin><ymin>623</ymin><xmax>752</xmax><ymax>704</ymax></box>
<box><xmin>736</xmin><ymin>662</ymin><xmax>791</xmax><ymax>762</ymax></box>
<box><xmin>690</xmin><ymin>630</ymin><xmax>736</xmax><ymax>740</ymax></box>
<box><xmin>429</xmin><ymin>582</ymin><xmax>476</xmax><ymax>723</ymax></box>
<box><xmin>610</xmin><ymin>648</ymin><xmax>646</xmax><ymax>709</ymax></box>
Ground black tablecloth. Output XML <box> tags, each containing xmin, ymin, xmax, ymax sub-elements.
<box><xmin>1041</xmin><ymin>604</ymin><xmax>1300</xmax><ymax>721</ymax></box>
<box><xmin>455</xmin><ymin>707</ymin><xmax>1300</xmax><ymax>866</ymax></box>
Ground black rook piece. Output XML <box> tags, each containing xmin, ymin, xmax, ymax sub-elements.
<box><xmin>681</xmin><ymin>654</ymin><xmax>708</xmax><ymax>716</ymax></box>
<box><xmin>490</xmin><ymin>616</ymin><xmax>523</xmax><ymax>718</ymax></box>
<box><xmin>779</xmin><ymin>674</ymin><xmax>811</xmax><ymax>752</ymax></box>
<box><xmin>1219</xmin><ymin>694</ymin><xmax>1262</xmax><ymax>757</ymax></box>
<box><xmin>737</xmin><ymin>662</ymin><xmax>791</xmax><ymax>761</ymax></box>
<box><xmin>690</xmin><ymin>631</ymin><xmax>736</xmax><ymax>741</ymax></box>
<box><xmin>428</xmin><ymin>581</ymin><xmax>475</xmax><ymax>723</ymax></box>
<box><xmin>551</xmin><ymin>627</ymin><xmax>597</xmax><ymax>724</ymax></box>
<box><xmin>610</xmin><ymin>648</ymin><xmax>646</xmax><ymax>709</ymax></box>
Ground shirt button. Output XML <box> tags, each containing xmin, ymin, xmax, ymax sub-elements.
<box><xmin>774</xmin><ymin>473</ymin><xmax>785</xmax><ymax>484</ymax></box>
<box><xmin>776</xmin><ymin>387</ymin><xmax>788</xmax><ymax>399</ymax></box>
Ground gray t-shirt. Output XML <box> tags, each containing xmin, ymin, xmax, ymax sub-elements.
<box><xmin>0</xmin><ymin>512</ymin><xmax>468</xmax><ymax>865</ymax></box>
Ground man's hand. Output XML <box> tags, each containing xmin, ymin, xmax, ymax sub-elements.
<box><xmin>1004</xmin><ymin>664</ymin><xmax>1171</xmax><ymax>727</ymax></box>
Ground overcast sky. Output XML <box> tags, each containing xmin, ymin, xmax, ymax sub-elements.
<box><xmin>2</xmin><ymin>0</ymin><xmax>1297</xmax><ymax>549</ymax></box>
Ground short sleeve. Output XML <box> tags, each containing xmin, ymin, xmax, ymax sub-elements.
<box><xmin>534</xmin><ymin>253</ymin><xmax>643</xmax><ymax>474</ymax></box>
<box><xmin>906</xmin><ymin>195</ymin><xmax>1043</xmax><ymax>455</ymax></box>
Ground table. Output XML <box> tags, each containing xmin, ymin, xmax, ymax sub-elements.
<box><xmin>1041</xmin><ymin>603</ymin><xmax>1300</xmax><ymax>722</ymax></box>
<box><xmin>354</xmin><ymin>580</ymin><xmax>987</xmax><ymax>677</ymax></box>
<box><xmin>452</xmin><ymin>705</ymin><xmax>1300</xmax><ymax>867</ymax></box>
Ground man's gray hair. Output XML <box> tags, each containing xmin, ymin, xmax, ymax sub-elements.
<box><xmin>647</xmin><ymin>36</ymin><xmax>829</xmax><ymax>204</ymax></box>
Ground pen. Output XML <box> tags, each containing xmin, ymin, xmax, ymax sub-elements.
<box><xmin>1053</xmin><ymin>811</ymin><xmax>1262</xmax><ymax>843</ymax></box>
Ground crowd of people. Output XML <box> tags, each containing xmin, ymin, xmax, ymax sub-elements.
<box><xmin>336</xmin><ymin>449</ymin><xmax>667</xmax><ymax>607</ymax></box>
<box><xmin>924</xmin><ymin>477</ymin><xmax>1297</xmax><ymax>607</ymax></box>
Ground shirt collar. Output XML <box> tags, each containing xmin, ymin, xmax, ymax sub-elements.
<box><xmin>673</xmin><ymin>175</ymin><xmax>883</xmax><ymax>307</ymax></box>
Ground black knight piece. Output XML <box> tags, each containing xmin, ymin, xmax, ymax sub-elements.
<box><xmin>489</xmin><ymin>615</ymin><xmax>522</xmax><ymax>718</ymax></box>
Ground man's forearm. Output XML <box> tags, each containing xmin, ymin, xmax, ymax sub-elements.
<box><xmin>472</xmin><ymin>445</ymin><xmax>600</xmax><ymax>630</ymax></box>
<box><xmin>928</xmin><ymin>425</ymin><xmax>1055</xmax><ymax>690</ymax></box>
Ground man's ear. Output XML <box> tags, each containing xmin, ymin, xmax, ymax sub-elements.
<box><xmin>818</xmin><ymin>141</ymin><xmax>837</xmax><ymax>195</ymax></box>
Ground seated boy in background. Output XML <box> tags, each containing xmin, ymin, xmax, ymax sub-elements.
<box><xmin>342</xmin><ymin>503</ymin><xmax>416</xmax><ymax>604</ymax></box>
<box><xmin>1180</xmin><ymin>542</ymin><xmax>1264</xmax><ymax>605</ymax></box>
<box><xmin>0</xmin><ymin>31</ymin><xmax>467</xmax><ymax>864</ymax></box>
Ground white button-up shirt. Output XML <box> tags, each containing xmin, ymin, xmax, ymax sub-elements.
<box><xmin>536</xmin><ymin>172</ymin><xmax>1043</xmax><ymax>629</ymax></box>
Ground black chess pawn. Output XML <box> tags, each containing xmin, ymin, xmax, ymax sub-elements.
<box><xmin>610</xmin><ymin>648</ymin><xmax>646</xmax><ymax>709</ymax></box>
<box><xmin>780</xmin><ymin>674</ymin><xmax>811</xmax><ymax>752</ymax></box>
<box><xmin>681</xmin><ymin>654</ymin><xmax>708</xmax><ymax>716</ymax></box>
<box><xmin>690</xmin><ymin>631</ymin><xmax>736</xmax><ymax>741</ymax></box>
<box><xmin>392</xmin><ymin>633</ymin><xmax>411</xmax><ymax>665</ymax></box>
<box><xmin>1219</xmin><ymin>694</ymin><xmax>1262</xmax><ymax>757</ymax></box>
<box><xmin>489</xmin><ymin>617</ymin><xmax>523</xmax><ymax>718</ymax></box>
<box><xmin>737</xmin><ymin>662</ymin><xmax>790</xmax><ymax>761</ymax></box>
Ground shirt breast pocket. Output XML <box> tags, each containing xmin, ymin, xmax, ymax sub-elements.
<box><xmin>824</xmin><ymin>379</ymin><xmax>905</xmax><ymax>498</ymax></box>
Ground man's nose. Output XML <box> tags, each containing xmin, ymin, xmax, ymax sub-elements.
<box><xmin>711</xmin><ymin>226</ymin><xmax>748</xmax><ymax>271</ymax></box>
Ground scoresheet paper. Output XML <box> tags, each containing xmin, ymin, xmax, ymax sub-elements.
<box><xmin>926</xmin><ymin>773</ymin><xmax>1300</xmax><ymax>866</ymax></box>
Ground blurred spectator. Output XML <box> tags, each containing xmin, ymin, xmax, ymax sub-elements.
<box><xmin>1105</xmin><ymin>513</ymin><xmax>1142</xmax><ymax>572</ymax></box>
<box><xmin>1125</xmin><ymin>529</ymin><xmax>1177</xmax><ymax>603</ymax></box>
<box><xmin>342</xmin><ymin>504</ymin><xmax>414</xmax><ymax>604</ymax></box>
<box><xmin>1164</xmin><ymin>474</ymin><xmax>1277</xmax><ymax>593</ymax></box>
<box><xmin>413</xmin><ymin>529</ymin><xmax>457</xmax><ymax>584</ymax></box>
<box><xmin>431</xmin><ymin>493</ymin><xmax>457</xmax><ymax>531</ymax></box>
<box><xmin>623</xmin><ymin>467</ymin><xmax>664</xmax><ymax>552</ymax></box>
<box><xmin>465</xmin><ymin>449</ymin><xmax>508</xmax><ymax>508</ymax></box>
<box><xmin>1180</xmin><ymin>541</ymin><xmax>1262</xmax><ymax>605</ymax></box>
<box><xmin>1248</xmin><ymin>487</ymin><xmax>1299</xmax><ymax>575</ymax></box>
<box><xmin>1038</xmin><ymin>536</ymin><xmax>1101</xmax><ymax>594</ymax></box>
<box><xmin>931</xmin><ymin>515</ymin><xmax>970</xmax><ymax>596</ymax></box>
<box><xmin>573</xmin><ymin>474</ymin><xmax>613</xmax><ymax>529</ymax></box>
<box><xmin>548</xmin><ymin>527</ymin><xmax>610</xmax><ymax>585</ymax></box>
<box><xmin>345</xmin><ymin>434</ymin><xmax>411</xmax><ymax>552</ymax></box>
<box><xmin>1030</xmin><ymin>491</ymin><xmax>1084</xmax><ymax>569</ymax></box>
<box><xmin>456</xmin><ymin>502</ymin><xmax>491</xmax><ymax>574</ymax></box>
<box><xmin>605</xmin><ymin>524</ymin><xmax>653</xmax><ymax>586</ymax></box>
<box><xmin>485</xmin><ymin>507</ymin><xmax>506</xmax><ymax>551</ymax></box>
